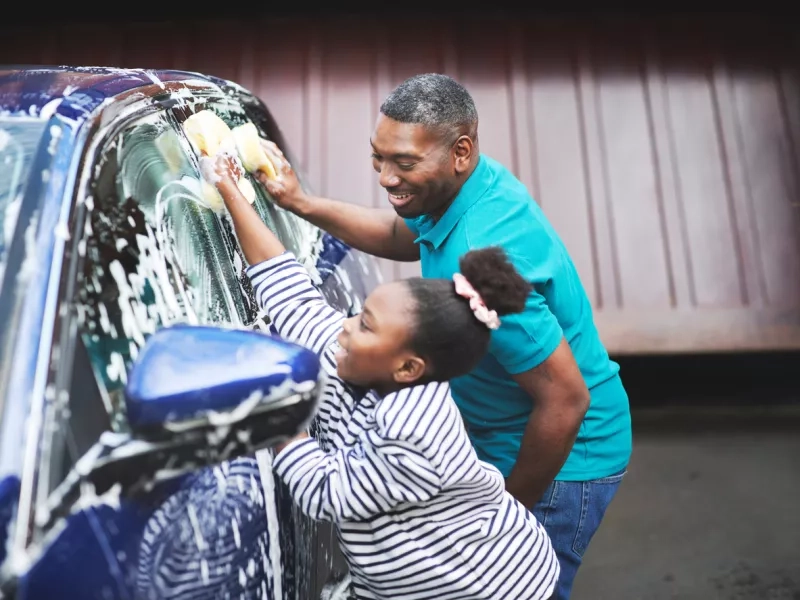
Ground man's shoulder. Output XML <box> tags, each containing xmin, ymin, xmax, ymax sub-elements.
<box><xmin>482</xmin><ymin>154</ymin><xmax>530</xmax><ymax>192</ymax></box>
<box><xmin>471</xmin><ymin>155</ymin><xmax>541</xmax><ymax>213</ymax></box>
<box><xmin>463</xmin><ymin>189</ymin><xmax>551</xmax><ymax>249</ymax></box>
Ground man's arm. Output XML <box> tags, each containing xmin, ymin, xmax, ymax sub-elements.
<box><xmin>505</xmin><ymin>338</ymin><xmax>590</xmax><ymax>509</ymax></box>
<box><xmin>257</xmin><ymin>140</ymin><xmax>420</xmax><ymax>262</ymax></box>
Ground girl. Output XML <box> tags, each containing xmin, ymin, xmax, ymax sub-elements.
<box><xmin>204</xmin><ymin>152</ymin><xmax>559</xmax><ymax>600</ymax></box>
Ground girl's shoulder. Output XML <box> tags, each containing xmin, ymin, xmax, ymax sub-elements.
<box><xmin>374</xmin><ymin>381</ymin><xmax>456</xmax><ymax>437</ymax></box>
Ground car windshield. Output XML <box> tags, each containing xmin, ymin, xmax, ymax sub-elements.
<box><xmin>0</xmin><ymin>117</ymin><xmax>47</xmax><ymax>287</ymax></box>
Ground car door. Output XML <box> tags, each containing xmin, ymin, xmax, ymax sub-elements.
<box><xmin>20</xmin><ymin>84</ymin><xmax>350</xmax><ymax>599</ymax></box>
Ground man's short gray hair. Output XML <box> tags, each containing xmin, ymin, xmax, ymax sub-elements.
<box><xmin>379</xmin><ymin>73</ymin><xmax>478</xmax><ymax>141</ymax></box>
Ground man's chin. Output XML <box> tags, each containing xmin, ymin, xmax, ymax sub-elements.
<box><xmin>392</xmin><ymin>203</ymin><xmax>423</xmax><ymax>219</ymax></box>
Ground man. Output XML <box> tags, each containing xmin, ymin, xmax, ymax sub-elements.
<box><xmin>256</xmin><ymin>73</ymin><xmax>632</xmax><ymax>599</ymax></box>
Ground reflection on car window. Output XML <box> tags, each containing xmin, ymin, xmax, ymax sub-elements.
<box><xmin>0</xmin><ymin>117</ymin><xmax>47</xmax><ymax>284</ymax></box>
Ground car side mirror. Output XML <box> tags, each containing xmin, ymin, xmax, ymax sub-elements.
<box><xmin>124</xmin><ymin>323</ymin><xmax>320</xmax><ymax>441</ymax></box>
<box><xmin>37</xmin><ymin>325</ymin><xmax>320</xmax><ymax>530</ymax></box>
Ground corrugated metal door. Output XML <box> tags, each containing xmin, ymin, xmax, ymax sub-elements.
<box><xmin>3</xmin><ymin>15</ymin><xmax>798</xmax><ymax>354</ymax></box>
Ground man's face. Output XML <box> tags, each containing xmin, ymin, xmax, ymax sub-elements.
<box><xmin>369</xmin><ymin>114</ymin><xmax>462</xmax><ymax>219</ymax></box>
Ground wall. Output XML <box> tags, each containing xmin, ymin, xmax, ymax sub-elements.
<box><xmin>3</xmin><ymin>15</ymin><xmax>799</xmax><ymax>353</ymax></box>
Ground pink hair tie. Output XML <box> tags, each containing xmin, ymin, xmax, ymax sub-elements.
<box><xmin>453</xmin><ymin>273</ymin><xmax>501</xmax><ymax>330</ymax></box>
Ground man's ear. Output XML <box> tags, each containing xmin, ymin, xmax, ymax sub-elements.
<box><xmin>393</xmin><ymin>355</ymin><xmax>427</xmax><ymax>385</ymax></box>
<box><xmin>453</xmin><ymin>134</ymin><xmax>474</xmax><ymax>175</ymax></box>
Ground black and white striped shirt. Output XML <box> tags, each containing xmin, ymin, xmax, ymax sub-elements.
<box><xmin>247</xmin><ymin>252</ymin><xmax>559</xmax><ymax>600</ymax></box>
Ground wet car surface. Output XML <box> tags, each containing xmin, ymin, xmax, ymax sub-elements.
<box><xmin>0</xmin><ymin>66</ymin><xmax>382</xmax><ymax>599</ymax></box>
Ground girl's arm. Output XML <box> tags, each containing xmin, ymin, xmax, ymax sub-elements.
<box><xmin>273</xmin><ymin>425</ymin><xmax>442</xmax><ymax>523</ymax></box>
<box><xmin>206</xmin><ymin>153</ymin><xmax>285</xmax><ymax>264</ymax></box>
<box><xmin>206</xmin><ymin>154</ymin><xmax>344</xmax><ymax>355</ymax></box>
<box><xmin>272</xmin><ymin>383</ymin><xmax>458</xmax><ymax>523</ymax></box>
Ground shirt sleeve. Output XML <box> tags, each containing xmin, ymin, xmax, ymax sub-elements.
<box><xmin>272</xmin><ymin>383</ymin><xmax>454</xmax><ymax>523</ymax></box>
<box><xmin>488</xmin><ymin>252</ymin><xmax>564</xmax><ymax>374</ymax></box>
<box><xmin>245</xmin><ymin>251</ymin><xmax>345</xmax><ymax>356</ymax></box>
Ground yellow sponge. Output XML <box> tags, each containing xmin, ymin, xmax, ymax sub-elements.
<box><xmin>183</xmin><ymin>110</ymin><xmax>256</xmax><ymax>209</ymax></box>
<box><xmin>183</xmin><ymin>110</ymin><xmax>234</xmax><ymax>157</ymax></box>
<box><xmin>200</xmin><ymin>175</ymin><xmax>257</xmax><ymax>213</ymax></box>
<box><xmin>232</xmin><ymin>122</ymin><xmax>278</xmax><ymax>180</ymax></box>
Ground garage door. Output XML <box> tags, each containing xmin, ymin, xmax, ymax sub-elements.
<box><xmin>3</xmin><ymin>15</ymin><xmax>797</xmax><ymax>354</ymax></box>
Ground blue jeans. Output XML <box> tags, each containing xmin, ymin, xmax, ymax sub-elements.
<box><xmin>532</xmin><ymin>469</ymin><xmax>626</xmax><ymax>599</ymax></box>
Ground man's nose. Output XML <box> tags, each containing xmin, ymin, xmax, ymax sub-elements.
<box><xmin>378</xmin><ymin>164</ymin><xmax>401</xmax><ymax>189</ymax></box>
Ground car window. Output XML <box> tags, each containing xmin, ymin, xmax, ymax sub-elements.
<box><xmin>38</xmin><ymin>93</ymin><xmax>330</xmax><ymax>505</ymax></box>
<box><xmin>76</xmin><ymin>98</ymin><xmax>324</xmax><ymax>423</ymax></box>
<box><xmin>76</xmin><ymin>110</ymin><xmax>244</xmax><ymax>422</ymax></box>
<box><xmin>167</xmin><ymin>95</ymin><xmax>324</xmax><ymax>276</ymax></box>
<box><xmin>0</xmin><ymin>117</ymin><xmax>47</xmax><ymax>287</ymax></box>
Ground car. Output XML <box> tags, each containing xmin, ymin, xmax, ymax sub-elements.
<box><xmin>0</xmin><ymin>66</ymin><xmax>384</xmax><ymax>599</ymax></box>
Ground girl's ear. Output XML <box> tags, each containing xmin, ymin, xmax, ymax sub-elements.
<box><xmin>393</xmin><ymin>355</ymin><xmax>427</xmax><ymax>385</ymax></box>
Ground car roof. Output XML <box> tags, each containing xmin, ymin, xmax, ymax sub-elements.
<box><xmin>0</xmin><ymin>65</ymin><xmax>228</xmax><ymax>122</ymax></box>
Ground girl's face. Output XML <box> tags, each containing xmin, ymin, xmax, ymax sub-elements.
<box><xmin>334</xmin><ymin>281</ymin><xmax>426</xmax><ymax>394</ymax></box>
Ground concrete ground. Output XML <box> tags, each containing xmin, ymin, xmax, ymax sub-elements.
<box><xmin>572</xmin><ymin>352</ymin><xmax>800</xmax><ymax>600</ymax></box>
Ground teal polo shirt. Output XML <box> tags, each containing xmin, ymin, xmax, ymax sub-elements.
<box><xmin>404</xmin><ymin>154</ymin><xmax>632</xmax><ymax>481</ymax></box>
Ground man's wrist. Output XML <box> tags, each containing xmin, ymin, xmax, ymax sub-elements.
<box><xmin>290</xmin><ymin>192</ymin><xmax>314</xmax><ymax>218</ymax></box>
<box><xmin>505</xmin><ymin>468</ymin><xmax>552</xmax><ymax>509</ymax></box>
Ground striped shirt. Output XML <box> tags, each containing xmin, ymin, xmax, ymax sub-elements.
<box><xmin>247</xmin><ymin>252</ymin><xmax>559</xmax><ymax>600</ymax></box>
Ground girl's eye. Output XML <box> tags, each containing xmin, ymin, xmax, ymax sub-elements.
<box><xmin>359</xmin><ymin>316</ymin><xmax>369</xmax><ymax>331</ymax></box>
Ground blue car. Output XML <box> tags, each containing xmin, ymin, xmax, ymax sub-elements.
<box><xmin>0</xmin><ymin>66</ymin><xmax>383</xmax><ymax>599</ymax></box>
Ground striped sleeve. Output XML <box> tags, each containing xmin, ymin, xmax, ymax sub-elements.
<box><xmin>245</xmin><ymin>251</ymin><xmax>344</xmax><ymax>356</ymax></box>
<box><xmin>272</xmin><ymin>387</ymin><xmax>447</xmax><ymax>522</ymax></box>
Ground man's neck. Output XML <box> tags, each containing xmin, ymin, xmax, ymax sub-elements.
<box><xmin>429</xmin><ymin>158</ymin><xmax>479</xmax><ymax>222</ymax></box>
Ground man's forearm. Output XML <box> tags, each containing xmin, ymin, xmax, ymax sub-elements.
<box><xmin>504</xmin><ymin>403</ymin><xmax>584</xmax><ymax>509</ymax></box>
<box><xmin>506</xmin><ymin>339</ymin><xmax>590</xmax><ymax>509</ymax></box>
<box><xmin>293</xmin><ymin>195</ymin><xmax>420</xmax><ymax>262</ymax></box>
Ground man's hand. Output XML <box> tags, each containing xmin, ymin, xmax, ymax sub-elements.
<box><xmin>255</xmin><ymin>140</ymin><xmax>310</xmax><ymax>214</ymax></box>
<box><xmin>505</xmin><ymin>338</ymin><xmax>590</xmax><ymax>509</ymax></box>
<box><xmin>250</xmin><ymin>139</ymin><xmax>419</xmax><ymax>262</ymax></box>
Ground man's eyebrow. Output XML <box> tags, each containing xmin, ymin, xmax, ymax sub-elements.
<box><xmin>370</xmin><ymin>140</ymin><xmax>420</xmax><ymax>161</ymax></box>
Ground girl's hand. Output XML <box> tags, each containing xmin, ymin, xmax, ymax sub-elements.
<box><xmin>200</xmin><ymin>151</ymin><xmax>244</xmax><ymax>189</ymax></box>
<box><xmin>213</xmin><ymin>151</ymin><xmax>244</xmax><ymax>185</ymax></box>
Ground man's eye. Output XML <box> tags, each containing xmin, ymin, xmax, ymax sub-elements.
<box><xmin>398</xmin><ymin>163</ymin><xmax>414</xmax><ymax>170</ymax></box>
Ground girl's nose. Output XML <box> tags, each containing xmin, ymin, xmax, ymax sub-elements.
<box><xmin>342</xmin><ymin>316</ymin><xmax>355</xmax><ymax>333</ymax></box>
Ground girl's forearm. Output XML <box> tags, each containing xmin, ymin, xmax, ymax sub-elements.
<box><xmin>217</xmin><ymin>176</ymin><xmax>285</xmax><ymax>265</ymax></box>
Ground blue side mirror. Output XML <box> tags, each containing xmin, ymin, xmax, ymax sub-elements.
<box><xmin>38</xmin><ymin>325</ymin><xmax>322</xmax><ymax>520</ymax></box>
<box><xmin>31</xmin><ymin>324</ymin><xmax>324</xmax><ymax>567</ymax></box>
<box><xmin>125</xmin><ymin>324</ymin><xmax>321</xmax><ymax>436</ymax></box>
